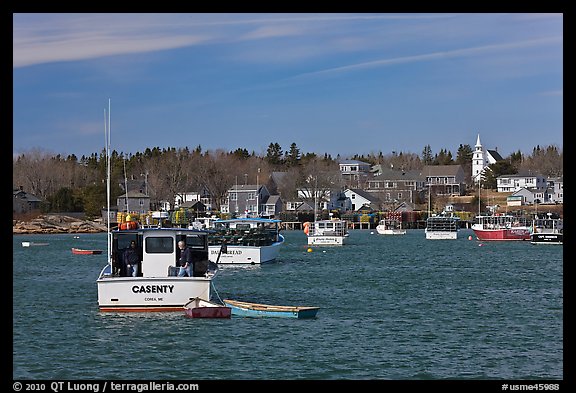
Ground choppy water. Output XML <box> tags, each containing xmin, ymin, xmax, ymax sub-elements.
<box><xmin>13</xmin><ymin>229</ymin><xmax>563</xmax><ymax>380</ymax></box>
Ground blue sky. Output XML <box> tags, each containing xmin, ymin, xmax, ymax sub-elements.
<box><xmin>13</xmin><ymin>13</ymin><xmax>563</xmax><ymax>160</ymax></box>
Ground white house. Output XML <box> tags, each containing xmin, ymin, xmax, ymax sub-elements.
<box><xmin>497</xmin><ymin>173</ymin><xmax>547</xmax><ymax>193</ymax></box>
<box><xmin>174</xmin><ymin>186</ymin><xmax>212</xmax><ymax>211</ymax></box>
<box><xmin>343</xmin><ymin>188</ymin><xmax>381</xmax><ymax>211</ymax></box>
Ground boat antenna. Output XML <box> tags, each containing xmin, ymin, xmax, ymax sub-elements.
<box><xmin>123</xmin><ymin>157</ymin><xmax>129</xmax><ymax>213</ymax></box>
<box><xmin>104</xmin><ymin>99</ymin><xmax>111</xmax><ymax>266</ymax></box>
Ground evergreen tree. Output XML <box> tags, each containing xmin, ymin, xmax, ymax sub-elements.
<box><xmin>421</xmin><ymin>145</ymin><xmax>433</xmax><ymax>165</ymax></box>
<box><xmin>265</xmin><ymin>143</ymin><xmax>283</xmax><ymax>165</ymax></box>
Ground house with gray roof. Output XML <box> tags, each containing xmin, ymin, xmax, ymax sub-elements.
<box><xmin>423</xmin><ymin>164</ymin><xmax>466</xmax><ymax>196</ymax></box>
<box><xmin>221</xmin><ymin>184</ymin><xmax>282</xmax><ymax>218</ymax></box>
<box><xmin>13</xmin><ymin>187</ymin><xmax>43</xmax><ymax>215</ymax></box>
<box><xmin>339</xmin><ymin>159</ymin><xmax>372</xmax><ymax>188</ymax></box>
<box><xmin>117</xmin><ymin>190</ymin><xmax>151</xmax><ymax>214</ymax></box>
<box><xmin>365</xmin><ymin>168</ymin><xmax>425</xmax><ymax>205</ymax></box>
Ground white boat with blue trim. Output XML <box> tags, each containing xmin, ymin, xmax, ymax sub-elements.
<box><xmin>207</xmin><ymin>217</ymin><xmax>285</xmax><ymax>264</ymax></box>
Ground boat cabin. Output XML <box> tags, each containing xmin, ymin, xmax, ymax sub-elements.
<box><xmin>308</xmin><ymin>219</ymin><xmax>348</xmax><ymax>237</ymax></box>
<box><xmin>111</xmin><ymin>228</ymin><xmax>210</xmax><ymax>278</ymax></box>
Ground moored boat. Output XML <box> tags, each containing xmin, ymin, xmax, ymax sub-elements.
<box><xmin>425</xmin><ymin>214</ymin><xmax>460</xmax><ymax>240</ymax></box>
<box><xmin>530</xmin><ymin>213</ymin><xmax>563</xmax><ymax>245</ymax></box>
<box><xmin>72</xmin><ymin>248</ymin><xmax>103</xmax><ymax>255</ymax></box>
<box><xmin>305</xmin><ymin>219</ymin><xmax>349</xmax><ymax>246</ymax></box>
<box><xmin>207</xmin><ymin>218</ymin><xmax>285</xmax><ymax>265</ymax></box>
<box><xmin>21</xmin><ymin>241</ymin><xmax>49</xmax><ymax>247</ymax></box>
<box><xmin>376</xmin><ymin>218</ymin><xmax>406</xmax><ymax>235</ymax></box>
<box><xmin>223</xmin><ymin>299</ymin><xmax>320</xmax><ymax>319</ymax></box>
<box><xmin>96</xmin><ymin>100</ymin><xmax>218</xmax><ymax>312</ymax></box>
<box><xmin>97</xmin><ymin>223</ymin><xmax>218</xmax><ymax>312</ymax></box>
<box><xmin>472</xmin><ymin>214</ymin><xmax>531</xmax><ymax>241</ymax></box>
<box><xmin>184</xmin><ymin>297</ymin><xmax>231</xmax><ymax>318</ymax></box>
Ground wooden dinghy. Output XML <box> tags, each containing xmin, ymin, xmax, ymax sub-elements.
<box><xmin>223</xmin><ymin>299</ymin><xmax>320</xmax><ymax>319</ymax></box>
<box><xmin>184</xmin><ymin>297</ymin><xmax>231</xmax><ymax>319</ymax></box>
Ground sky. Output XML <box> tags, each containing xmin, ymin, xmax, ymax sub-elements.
<box><xmin>12</xmin><ymin>13</ymin><xmax>563</xmax><ymax>160</ymax></box>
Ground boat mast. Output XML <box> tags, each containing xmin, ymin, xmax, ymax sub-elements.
<box><xmin>478</xmin><ymin>179</ymin><xmax>481</xmax><ymax>216</ymax></box>
<box><xmin>105</xmin><ymin>99</ymin><xmax>111</xmax><ymax>265</ymax></box>
<box><xmin>314</xmin><ymin>175</ymin><xmax>318</xmax><ymax>222</ymax></box>
<box><xmin>123</xmin><ymin>158</ymin><xmax>129</xmax><ymax>213</ymax></box>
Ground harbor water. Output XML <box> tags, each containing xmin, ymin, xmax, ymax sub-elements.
<box><xmin>13</xmin><ymin>229</ymin><xmax>563</xmax><ymax>380</ymax></box>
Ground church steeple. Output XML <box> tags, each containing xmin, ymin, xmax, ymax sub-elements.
<box><xmin>472</xmin><ymin>133</ymin><xmax>486</xmax><ymax>183</ymax></box>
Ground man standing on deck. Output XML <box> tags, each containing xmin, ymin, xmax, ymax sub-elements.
<box><xmin>177</xmin><ymin>240</ymin><xmax>193</xmax><ymax>277</ymax></box>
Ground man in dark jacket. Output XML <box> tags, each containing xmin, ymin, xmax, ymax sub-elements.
<box><xmin>177</xmin><ymin>240</ymin><xmax>193</xmax><ymax>277</ymax></box>
<box><xmin>123</xmin><ymin>240</ymin><xmax>140</xmax><ymax>277</ymax></box>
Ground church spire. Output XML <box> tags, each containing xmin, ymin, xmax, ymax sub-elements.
<box><xmin>475</xmin><ymin>133</ymin><xmax>482</xmax><ymax>148</ymax></box>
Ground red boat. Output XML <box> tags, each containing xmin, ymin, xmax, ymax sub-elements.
<box><xmin>184</xmin><ymin>297</ymin><xmax>231</xmax><ymax>318</ymax></box>
<box><xmin>72</xmin><ymin>248</ymin><xmax>104</xmax><ymax>255</ymax></box>
<box><xmin>471</xmin><ymin>214</ymin><xmax>531</xmax><ymax>241</ymax></box>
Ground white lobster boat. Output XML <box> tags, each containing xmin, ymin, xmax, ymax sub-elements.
<box><xmin>207</xmin><ymin>218</ymin><xmax>284</xmax><ymax>265</ymax></box>
<box><xmin>304</xmin><ymin>219</ymin><xmax>349</xmax><ymax>246</ymax></box>
<box><xmin>96</xmin><ymin>100</ymin><xmax>218</xmax><ymax>312</ymax></box>
<box><xmin>97</xmin><ymin>226</ymin><xmax>218</xmax><ymax>312</ymax></box>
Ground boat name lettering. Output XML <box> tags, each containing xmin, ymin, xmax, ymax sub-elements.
<box><xmin>211</xmin><ymin>250</ymin><xmax>242</xmax><ymax>255</ymax></box>
<box><xmin>132</xmin><ymin>285</ymin><xmax>174</xmax><ymax>294</ymax></box>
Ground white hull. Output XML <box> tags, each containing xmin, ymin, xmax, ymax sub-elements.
<box><xmin>208</xmin><ymin>239</ymin><xmax>283</xmax><ymax>264</ymax></box>
<box><xmin>97</xmin><ymin>266</ymin><xmax>213</xmax><ymax>312</ymax></box>
<box><xmin>307</xmin><ymin>235</ymin><xmax>347</xmax><ymax>246</ymax></box>
<box><xmin>425</xmin><ymin>230</ymin><xmax>458</xmax><ymax>240</ymax></box>
<box><xmin>376</xmin><ymin>227</ymin><xmax>406</xmax><ymax>235</ymax></box>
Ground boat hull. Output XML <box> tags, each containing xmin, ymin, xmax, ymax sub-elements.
<box><xmin>425</xmin><ymin>230</ymin><xmax>458</xmax><ymax>240</ymax></box>
<box><xmin>97</xmin><ymin>272</ymin><xmax>213</xmax><ymax>312</ymax></box>
<box><xmin>530</xmin><ymin>233</ymin><xmax>563</xmax><ymax>245</ymax></box>
<box><xmin>307</xmin><ymin>235</ymin><xmax>347</xmax><ymax>246</ymax></box>
<box><xmin>223</xmin><ymin>299</ymin><xmax>319</xmax><ymax>319</ymax></box>
<box><xmin>208</xmin><ymin>237</ymin><xmax>284</xmax><ymax>264</ymax></box>
<box><xmin>376</xmin><ymin>228</ymin><xmax>406</xmax><ymax>235</ymax></box>
<box><xmin>472</xmin><ymin>226</ymin><xmax>530</xmax><ymax>241</ymax></box>
<box><xmin>184</xmin><ymin>298</ymin><xmax>231</xmax><ymax>318</ymax></box>
<box><xmin>72</xmin><ymin>248</ymin><xmax>103</xmax><ymax>255</ymax></box>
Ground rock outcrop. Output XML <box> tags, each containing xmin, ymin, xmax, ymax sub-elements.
<box><xmin>13</xmin><ymin>215</ymin><xmax>107</xmax><ymax>234</ymax></box>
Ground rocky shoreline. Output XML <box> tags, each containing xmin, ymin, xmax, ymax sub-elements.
<box><xmin>13</xmin><ymin>214</ymin><xmax>107</xmax><ymax>234</ymax></box>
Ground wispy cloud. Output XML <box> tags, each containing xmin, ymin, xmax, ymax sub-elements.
<box><xmin>13</xmin><ymin>13</ymin><xmax>458</xmax><ymax>68</ymax></box>
<box><xmin>287</xmin><ymin>36</ymin><xmax>563</xmax><ymax>80</ymax></box>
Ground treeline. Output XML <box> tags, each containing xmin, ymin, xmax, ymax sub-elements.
<box><xmin>12</xmin><ymin>142</ymin><xmax>563</xmax><ymax>218</ymax></box>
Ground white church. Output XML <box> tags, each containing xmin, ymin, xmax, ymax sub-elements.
<box><xmin>471</xmin><ymin>133</ymin><xmax>504</xmax><ymax>183</ymax></box>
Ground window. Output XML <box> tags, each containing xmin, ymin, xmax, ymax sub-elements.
<box><xmin>185</xmin><ymin>234</ymin><xmax>205</xmax><ymax>249</ymax></box>
<box><xmin>230</xmin><ymin>193</ymin><xmax>237</xmax><ymax>201</ymax></box>
<box><xmin>145</xmin><ymin>237</ymin><xmax>174</xmax><ymax>254</ymax></box>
